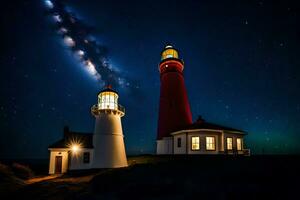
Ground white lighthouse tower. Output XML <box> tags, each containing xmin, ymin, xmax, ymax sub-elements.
<box><xmin>91</xmin><ymin>86</ymin><xmax>128</xmax><ymax>168</ymax></box>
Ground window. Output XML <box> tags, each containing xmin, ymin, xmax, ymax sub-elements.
<box><xmin>191</xmin><ymin>136</ymin><xmax>200</xmax><ymax>150</ymax></box>
<box><xmin>206</xmin><ymin>137</ymin><xmax>215</xmax><ymax>150</ymax></box>
<box><xmin>83</xmin><ymin>152</ymin><xmax>90</xmax><ymax>163</ymax></box>
<box><xmin>98</xmin><ymin>92</ymin><xmax>118</xmax><ymax>110</ymax></box>
<box><xmin>237</xmin><ymin>138</ymin><xmax>242</xmax><ymax>151</ymax></box>
<box><xmin>226</xmin><ymin>137</ymin><xmax>233</xmax><ymax>150</ymax></box>
<box><xmin>161</xmin><ymin>49</ymin><xmax>179</xmax><ymax>60</ymax></box>
<box><xmin>177</xmin><ymin>138</ymin><xmax>182</xmax><ymax>148</ymax></box>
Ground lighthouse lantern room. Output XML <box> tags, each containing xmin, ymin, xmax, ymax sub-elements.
<box><xmin>161</xmin><ymin>45</ymin><xmax>179</xmax><ymax>60</ymax></box>
<box><xmin>98</xmin><ymin>89</ymin><xmax>118</xmax><ymax>110</ymax></box>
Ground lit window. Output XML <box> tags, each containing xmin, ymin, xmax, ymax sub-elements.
<box><xmin>161</xmin><ymin>49</ymin><xmax>179</xmax><ymax>60</ymax></box>
<box><xmin>83</xmin><ymin>152</ymin><xmax>90</xmax><ymax>163</ymax></box>
<box><xmin>237</xmin><ymin>138</ymin><xmax>242</xmax><ymax>151</ymax></box>
<box><xmin>177</xmin><ymin>138</ymin><xmax>181</xmax><ymax>148</ymax></box>
<box><xmin>206</xmin><ymin>137</ymin><xmax>215</xmax><ymax>150</ymax></box>
<box><xmin>98</xmin><ymin>92</ymin><xmax>118</xmax><ymax>110</ymax></box>
<box><xmin>227</xmin><ymin>137</ymin><xmax>233</xmax><ymax>150</ymax></box>
<box><xmin>191</xmin><ymin>136</ymin><xmax>200</xmax><ymax>150</ymax></box>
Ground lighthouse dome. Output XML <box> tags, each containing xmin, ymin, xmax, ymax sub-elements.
<box><xmin>161</xmin><ymin>44</ymin><xmax>179</xmax><ymax>61</ymax></box>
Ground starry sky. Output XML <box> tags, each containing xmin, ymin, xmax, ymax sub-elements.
<box><xmin>1</xmin><ymin>0</ymin><xmax>299</xmax><ymax>159</ymax></box>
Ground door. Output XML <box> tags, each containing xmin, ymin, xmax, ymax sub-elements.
<box><xmin>55</xmin><ymin>156</ymin><xmax>62</xmax><ymax>174</ymax></box>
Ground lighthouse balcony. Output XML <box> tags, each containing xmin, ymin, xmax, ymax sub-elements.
<box><xmin>91</xmin><ymin>104</ymin><xmax>125</xmax><ymax>116</ymax></box>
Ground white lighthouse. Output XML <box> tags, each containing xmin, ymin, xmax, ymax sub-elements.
<box><xmin>91</xmin><ymin>86</ymin><xmax>128</xmax><ymax>168</ymax></box>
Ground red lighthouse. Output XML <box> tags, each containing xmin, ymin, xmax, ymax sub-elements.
<box><xmin>157</xmin><ymin>44</ymin><xmax>193</xmax><ymax>152</ymax></box>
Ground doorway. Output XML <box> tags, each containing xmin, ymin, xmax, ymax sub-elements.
<box><xmin>55</xmin><ymin>156</ymin><xmax>62</xmax><ymax>174</ymax></box>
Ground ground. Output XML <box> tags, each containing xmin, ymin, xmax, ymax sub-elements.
<box><xmin>1</xmin><ymin>155</ymin><xmax>299</xmax><ymax>199</ymax></box>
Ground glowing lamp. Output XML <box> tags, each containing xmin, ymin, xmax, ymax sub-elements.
<box><xmin>98</xmin><ymin>86</ymin><xmax>119</xmax><ymax>110</ymax></box>
<box><xmin>71</xmin><ymin>144</ymin><xmax>80</xmax><ymax>153</ymax></box>
<box><xmin>161</xmin><ymin>45</ymin><xmax>179</xmax><ymax>60</ymax></box>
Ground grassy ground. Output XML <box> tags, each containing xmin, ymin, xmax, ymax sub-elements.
<box><xmin>1</xmin><ymin>155</ymin><xmax>299</xmax><ymax>199</ymax></box>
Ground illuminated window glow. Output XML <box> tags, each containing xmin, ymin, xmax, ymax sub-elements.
<box><xmin>161</xmin><ymin>48</ymin><xmax>179</xmax><ymax>60</ymax></box>
<box><xmin>191</xmin><ymin>136</ymin><xmax>200</xmax><ymax>150</ymax></box>
<box><xmin>237</xmin><ymin>138</ymin><xmax>242</xmax><ymax>150</ymax></box>
<box><xmin>227</xmin><ymin>137</ymin><xmax>233</xmax><ymax>150</ymax></box>
<box><xmin>98</xmin><ymin>92</ymin><xmax>118</xmax><ymax>110</ymax></box>
<box><xmin>206</xmin><ymin>136</ymin><xmax>215</xmax><ymax>150</ymax></box>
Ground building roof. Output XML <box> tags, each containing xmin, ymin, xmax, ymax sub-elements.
<box><xmin>172</xmin><ymin>116</ymin><xmax>245</xmax><ymax>135</ymax></box>
<box><xmin>48</xmin><ymin>127</ymin><xmax>93</xmax><ymax>149</ymax></box>
<box><xmin>99</xmin><ymin>85</ymin><xmax>118</xmax><ymax>94</ymax></box>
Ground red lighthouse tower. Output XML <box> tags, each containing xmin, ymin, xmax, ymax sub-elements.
<box><xmin>157</xmin><ymin>44</ymin><xmax>193</xmax><ymax>153</ymax></box>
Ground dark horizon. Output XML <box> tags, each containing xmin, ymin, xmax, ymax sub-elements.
<box><xmin>1</xmin><ymin>0</ymin><xmax>300</xmax><ymax>159</ymax></box>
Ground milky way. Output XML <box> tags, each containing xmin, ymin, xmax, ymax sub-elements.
<box><xmin>44</xmin><ymin>0</ymin><xmax>139</xmax><ymax>90</ymax></box>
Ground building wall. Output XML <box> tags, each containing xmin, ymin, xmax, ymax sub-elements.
<box><xmin>93</xmin><ymin>112</ymin><xmax>128</xmax><ymax>168</ymax></box>
<box><xmin>172</xmin><ymin>130</ymin><xmax>245</xmax><ymax>155</ymax></box>
<box><xmin>173</xmin><ymin>133</ymin><xmax>187</xmax><ymax>154</ymax></box>
<box><xmin>69</xmin><ymin>149</ymin><xmax>94</xmax><ymax>170</ymax></box>
<box><xmin>157</xmin><ymin>60</ymin><xmax>193</xmax><ymax>140</ymax></box>
<box><xmin>157</xmin><ymin>137</ymin><xmax>173</xmax><ymax>154</ymax></box>
<box><xmin>172</xmin><ymin>131</ymin><xmax>221</xmax><ymax>154</ymax></box>
<box><xmin>48</xmin><ymin>149</ymin><xmax>69</xmax><ymax>174</ymax></box>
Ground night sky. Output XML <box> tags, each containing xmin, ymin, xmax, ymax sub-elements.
<box><xmin>1</xmin><ymin>0</ymin><xmax>299</xmax><ymax>159</ymax></box>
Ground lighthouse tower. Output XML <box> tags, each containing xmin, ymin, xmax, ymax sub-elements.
<box><xmin>91</xmin><ymin>86</ymin><xmax>128</xmax><ymax>168</ymax></box>
<box><xmin>157</xmin><ymin>44</ymin><xmax>193</xmax><ymax>154</ymax></box>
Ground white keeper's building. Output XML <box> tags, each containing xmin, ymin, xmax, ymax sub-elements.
<box><xmin>157</xmin><ymin>116</ymin><xmax>250</xmax><ymax>155</ymax></box>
